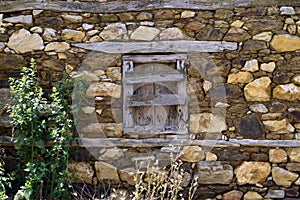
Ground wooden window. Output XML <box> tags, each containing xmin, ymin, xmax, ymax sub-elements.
<box><xmin>122</xmin><ymin>54</ymin><xmax>188</xmax><ymax>135</ymax></box>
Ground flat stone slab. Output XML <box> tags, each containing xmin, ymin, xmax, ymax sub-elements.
<box><xmin>73</xmin><ymin>41</ymin><xmax>237</xmax><ymax>53</ymax></box>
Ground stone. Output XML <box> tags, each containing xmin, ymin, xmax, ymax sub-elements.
<box><xmin>195</xmin><ymin>25</ymin><xmax>224</xmax><ymax>40</ymax></box>
<box><xmin>99</xmin><ymin>148</ymin><xmax>124</xmax><ymax>160</ymax></box>
<box><xmin>7</xmin><ymin>29</ymin><xmax>44</xmax><ymax>53</ymax></box>
<box><xmin>0</xmin><ymin>33</ymin><xmax>8</xmax><ymax>42</ymax></box>
<box><xmin>288</xmin><ymin>148</ymin><xmax>300</xmax><ymax>162</ymax></box>
<box><xmin>154</xmin><ymin>10</ymin><xmax>175</xmax><ymax>20</ymax></box>
<box><xmin>38</xmin><ymin>56</ymin><xmax>65</xmax><ymax>71</ymax></box>
<box><xmin>292</xmin><ymin>75</ymin><xmax>300</xmax><ymax>85</ymax></box>
<box><xmin>242</xmin><ymin>59</ymin><xmax>259</xmax><ymax>72</ymax></box>
<box><xmin>159</xmin><ymin>28</ymin><xmax>184</xmax><ymax>40</ymax></box>
<box><xmin>214</xmin><ymin>9</ymin><xmax>234</xmax><ymax>19</ymax></box>
<box><xmin>119</xmin><ymin>168</ymin><xmax>136</xmax><ymax>185</ymax></box>
<box><xmin>285</xmin><ymin>188</ymin><xmax>299</xmax><ymax>197</ymax></box>
<box><xmin>82</xmin><ymin>23</ymin><xmax>94</xmax><ymax>31</ymax></box>
<box><xmin>206</xmin><ymin>152</ymin><xmax>217</xmax><ymax>161</ymax></box>
<box><xmin>289</xmin><ymin>110</ymin><xmax>300</xmax><ymax>122</ymax></box>
<box><xmin>130</xmin><ymin>26</ymin><xmax>160</xmax><ymax>41</ymax></box>
<box><xmin>0</xmin><ymin>42</ymin><xmax>4</xmax><ymax>51</ymax></box>
<box><xmin>89</xmin><ymin>36</ymin><xmax>102</xmax><ymax>42</ymax></box>
<box><xmin>95</xmin><ymin>161</ymin><xmax>120</xmax><ymax>183</ymax></box>
<box><xmin>68</xmin><ymin>161</ymin><xmax>94</xmax><ymax>184</ymax></box>
<box><xmin>184</xmin><ymin>21</ymin><xmax>206</xmax><ymax>32</ymax></box>
<box><xmin>179</xmin><ymin>146</ymin><xmax>205</xmax><ymax>162</ymax></box>
<box><xmin>3</xmin><ymin>15</ymin><xmax>32</xmax><ymax>25</ymax></box>
<box><xmin>234</xmin><ymin>162</ymin><xmax>270</xmax><ymax>185</ymax></box>
<box><xmin>269</xmin><ymin>149</ymin><xmax>287</xmax><ymax>163</ymax></box>
<box><xmin>253</xmin><ymin>31</ymin><xmax>273</xmax><ymax>42</ymax></box>
<box><xmin>189</xmin><ymin>113</ymin><xmax>227</xmax><ymax>133</ymax></box>
<box><xmin>61</xmin><ymin>29</ymin><xmax>85</xmax><ymax>42</ymax></box>
<box><xmin>106</xmin><ymin>67</ymin><xmax>121</xmax><ymax>81</ymax></box>
<box><xmin>260</xmin><ymin>62</ymin><xmax>276</xmax><ymax>72</ymax></box>
<box><xmin>81</xmin><ymin>123</ymin><xmax>122</xmax><ymax>137</ymax></box>
<box><xmin>215</xmin><ymin>20</ymin><xmax>228</xmax><ymax>28</ymax></box>
<box><xmin>238</xmin><ymin>115</ymin><xmax>264</xmax><ymax>139</ymax></box>
<box><xmin>265</xmin><ymin>190</ymin><xmax>285</xmax><ymax>199</ymax></box>
<box><xmin>44</xmin><ymin>42</ymin><xmax>70</xmax><ymax>52</ymax></box>
<box><xmin>72</xmin><ymin>71</ymin><xmax>99</xmax><ymax>82</ymax></box>
<box><xmin>62</xmin><ymin>14</ymin><xmax>82</xmax><ymax>23</ymax></box>
<box><xmin>263</xmin><ymin>119</ymin><xmax>294</xmax><ymax>133</ymax></box>
<box><xmin>101</xmin><ymin>14</ymin><xmax>118</xmax><ymax>22</ymax></box>
<box><xmin>181</xmin><ymin>10</ymin><xmax>195</xmax><ymax>18</ymax></box>
<box><xmin>81</xmin><ymin>106</ymin><xmax>95</xmax><ymax>114</ymax></box>
<box><xmin>99</xmin><ymin>23</ymin><xmax>127</xmax><ymax>41</ymax></box>
<box><xmin>42</xmin><ymin>28</ymin><xmax>57</xmax><ymax>42</ymax></box>
<box><xmin>30</xmin><ymin>26</ymin><xmax>43</xmax><ymax>34</ymax></box>
<box><xmin>244</xmin><ymin>77</ymin><xmax>271</xmax><ymax>102</ymax></box>
<box><xmin>86</xmin><ymin>82</ymin><xmax>121</xmax><ymax>98</ymax></box>
<box><xmin>231</xmin><ymin>20</ymin><xmax>244</xmax><ymax>28</ymax></box>
<box><xmin>296</xmin><ymin>177</ymin><xmax>300</xmax><ymax>185</ymax></box>
<box><xmin>244</xmin><ymin>19</ymin><xmax>283</xmax><ymax>35</ymax></box>
<box><xmin>244</xmin><ymin>191</ymin><xmax>263</xmax><ymax>200</ymax></box>
<box><xmin>243</xmin><ymin>40</ymin><xmax>267</xmax><ymax>51</ymax></box>
<box><xmin>203</xmin><ymin>80</ymin><xmax>212</xmax><ymax>93</ymax></box>
<box><xmin>215</xmin><ymin>102</ymin><xmax>230</xmax><ymax>108</ymax></box>
<box><xmin>273</xmin><ymin>84</ymin><xmax>300</xmax><ymax>102</ymax></box>
<box><xmin>117</xmin><ymin>13</ymin><xmax>134</xmax><ymax>21</ymax></box>
<box><xmin>227</xmin><ymin>71</ymin><xmax>253</xmax><ymax>84</ymax></box>
<box><xmin>224</xmin><ymin>27</ymin><xmax>251</xmax><ymax>42</ymax></box>
<box><xmin>271</xmin><ymin>34</ymin><xmax>300</xmax><ymax>52</ymax></box>
<box><xmin>280</xmin><ymin>7</ymin><xmax>295</xmax><ymax>15</ymax></box>
<box><xmin>32</xmin><ymin>10</ymin><xmax>43</xmax><ymax>16</ymax></box>
<box><xmin>87</xmin><ymin>30</ymin><xmax>99</xmax><ymax>36</ymax></box>
<box><xmin>0</xmin><ymin>53</ymin><xmax>27</xmax><ymax>71</ymax></box>
<box><xmin>261</xmin><ymin>113</ymin><xmax>282</xmax><ymax>121</ymax></box>
<box><xmin>272</xmin><ymin>167</ymin><xmax>298</xmax><ymax>187</ymax></box>
<box><xmin>222</xmin><ymin>190</ymin><xmax>243</xmax><ymax>200</ymax></box>
<box><xmin>136</xmin><ymin>12</ymin><xmax>152</xmax><ymax>21</ymax></box>
<box><xmin>249</xmin><ymin>104</ymin><xmax>268</xmax><ymax>113</ymax></box>
<box><xmin>196</xmin><ymin>161</ymin><xmax>233</xmax><ymax>184</ymax></box>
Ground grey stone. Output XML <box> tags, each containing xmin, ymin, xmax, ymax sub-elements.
<box><xmin>0</xmin><ymin>42</ymin><xmax>5</xmax><ymax>51</ymax></box>
<box><xmin>3</xmin><ymin>15</ymin><xmax>32</xmax><ymax>24</ymax></box>
<box><xmin>195</xmin><ymin>161</ymin><xmax>233</xmax><ymax>184</ymax></box>
<box><xmin>264</xmin><ymin>190</ymin><xmax>285</xmax><ymax>199</ymax></box>
<box><xmin>280</xmin><ymin>7</ymin><xmax>295</xmax><ymax>15</ymax></box>
<box><xmin>238</xmin><ymin>115</ymin><xmax>264</xmax><ymax>139</ymax></box>
<box><xmin>249</xmin><ymin>104</ymin><xmax>268</xmax><ymax>113</ymax></box>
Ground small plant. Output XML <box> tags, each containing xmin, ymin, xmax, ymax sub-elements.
<box><xmin>0</xmin><ymin>161</ymin><xmax>11</xmax><ymax>200</ymax></box>
<box><xmin>132</xmin><ymin>152</ymin><xmax>198</xmax><ymax>200</ymax></box>
<box><xmin>8</xmin><ymin>58</ymin><xmax>74</xmax><ymax>199</ymax></box>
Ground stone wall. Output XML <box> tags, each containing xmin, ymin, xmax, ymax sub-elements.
<box><xmin>1</xmin><ymin>1</ymin><xmax>300</xmax><ymax>199</ymax></box>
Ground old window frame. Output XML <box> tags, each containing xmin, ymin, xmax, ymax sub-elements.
<box><xmin>122</xmin><ymin>54</ymin><xmax>188</xmax><ymax>136</ymax></box>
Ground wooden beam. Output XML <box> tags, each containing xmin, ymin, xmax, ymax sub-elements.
<box><xmin>124</xmin><ymin>73</ymin><xmax>185</xmax><ymax>84</ymax></box>
<box><xmin>1</xmin><ymin>0</ymin><xmax>300</xmax><ymax>13</ymax></box>
<box><xmin>127</xmin><ymin>94</ymin><xmax>186</xmax><ymax>106</ymax></box>
<box><xmin>123</xmin><ymin>54</ymin><xmax>187</xmax><ymax>63</ymax></box>
<box><xmin>73</xmin><ymin>41</ymin><xmax>237</xmax><ymax>53</ymax></box>
<box><xmin>3</xmin><ymin>136</ymin><xmax>300</xmax><ymax>148</ymax></box>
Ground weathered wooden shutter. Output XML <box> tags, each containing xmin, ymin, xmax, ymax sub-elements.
<box><xmin>122</xmin><ymin>54</ymin><xmax>188</xmax><ymax>135</ymax></box>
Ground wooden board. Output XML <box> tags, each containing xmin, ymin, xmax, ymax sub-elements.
<box><xmin>73</xmin><ymin>41</ymin><xmax>238</xmax><ymax>53</ymax></box>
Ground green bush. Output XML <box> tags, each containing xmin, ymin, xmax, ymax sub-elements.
<box><xmin>8</xmin><ymin>58</ymin><xmax>74</xmax><ymax>200</ymax></box>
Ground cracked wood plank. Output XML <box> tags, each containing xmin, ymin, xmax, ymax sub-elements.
<box><xmin>73</xmin><ymin>41</ymin><xmax>238</xmax><ymax>53</ymax></box>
